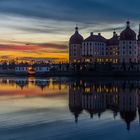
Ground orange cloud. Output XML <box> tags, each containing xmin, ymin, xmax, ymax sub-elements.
<box><xmin>0</xmin><ymin>43</ymin><xmax>68</xmax><ymax>60</ymax></box>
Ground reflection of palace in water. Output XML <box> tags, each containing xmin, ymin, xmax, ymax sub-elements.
<box><xmin>1</xmin><ymin>77</ymin><xmax>140</xmax><ymax>130</ymax></box>
<box><xmin>69</xmin><ymin>80</ymin><xmax>140</xmax><ymax>130</ymax></box>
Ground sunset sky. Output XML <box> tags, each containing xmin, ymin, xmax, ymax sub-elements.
<box><xmin>0</xmin><ymin>0</ymin><xmax>140</xmax><ymax>60</ymax></box>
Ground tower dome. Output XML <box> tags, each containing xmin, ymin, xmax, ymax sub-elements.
<box><xmin>69</xmin><ymin>26</ymin><xmax>84</xmax><ymax>44</ymax></box>
<box><xmin>120</xmin><ymin>21</ymin><xmax>136</xmax><ymax>40</ymax></box>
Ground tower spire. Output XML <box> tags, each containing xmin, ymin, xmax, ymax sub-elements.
<box><xmin>75</xmin><ymin>24</ymin><xmax>79</xmax><ymax>33</ymax></box>
<box><xmin>126</xmin><ymin>21</ymin><xmax>130</xmax><ymax>28</ymax></box>
<box><xmin>113</xmin><ymin>29</ymin><xmax>116</xmax><ymax>36</ymax></box>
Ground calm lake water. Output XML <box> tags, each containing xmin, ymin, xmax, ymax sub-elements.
<box><xmin>0</xmin><ymin>77</ymin><xmax>140</xmax><ymax>140</ymax></box>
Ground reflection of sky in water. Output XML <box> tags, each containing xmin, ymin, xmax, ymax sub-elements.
<box><xmin>0</xmin><ymin>77</ymin><xmax>69</xmax><ymax>97</ymax></box>
<box><xmin>0</xmin><ymin>77</ymin><xmax>140</xmax><ymax>140</ymax></box>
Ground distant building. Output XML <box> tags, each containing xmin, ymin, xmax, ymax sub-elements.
<box><xmin>15</xmin><ymin>63</ymin><xmax>29</xmax><ymax>74</ymax></box>
<box><xmin>51</xmin><ymin>63</ymin><xmax>69</xmax><ymax>72</ymax></box>
<box><xmin>69</xmin><ymin>21</ymin><xmax>140</xmax><ymax>64</ymax></box>
<box><xmin>33</xmin><ymin>63</ymin><xmax>50</xmax><ymax>74</ymax></box>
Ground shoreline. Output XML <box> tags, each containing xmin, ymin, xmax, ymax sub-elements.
<box><xmin>1</xmin><ymin>71</ymin><xmax>140</xmax><ymax>78</ymax></box>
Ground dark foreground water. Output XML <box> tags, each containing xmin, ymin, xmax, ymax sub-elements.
<box><xmin>0</xmin><ymin>77</ymin><xmax>140</xmax><ymax>140</ymax></box>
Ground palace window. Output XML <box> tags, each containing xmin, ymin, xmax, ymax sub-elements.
<box><xmin>85</xmin><ymin>59</ymin><xmax>91</xmax><ymax>63</ymax></box>
<box><xmin>73</xmin><ymin>52</ymin><xmax>76</xmax><ymax>56</ymax></box>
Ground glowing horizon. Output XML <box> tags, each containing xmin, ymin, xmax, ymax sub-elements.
<box><xmin>0</xmin><ymin>0</ymin><xmax>140</xmax><ymax>61</ymax></box>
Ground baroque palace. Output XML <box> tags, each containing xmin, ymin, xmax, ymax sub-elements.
<box><xmin>69</xmin><ymin>21</ymin><xmax>140</xmax><ymax>64</ymax></box>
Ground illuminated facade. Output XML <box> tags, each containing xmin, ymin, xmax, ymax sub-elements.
<box><xmin>69</xmin><ymin>21</ymin><xmax>140</xmax><ymax>64</ymax></box>
<box><xmin>82</xmin><ymin>32</ymin><xmax>106</xmax><ymax>63</ymax></box>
